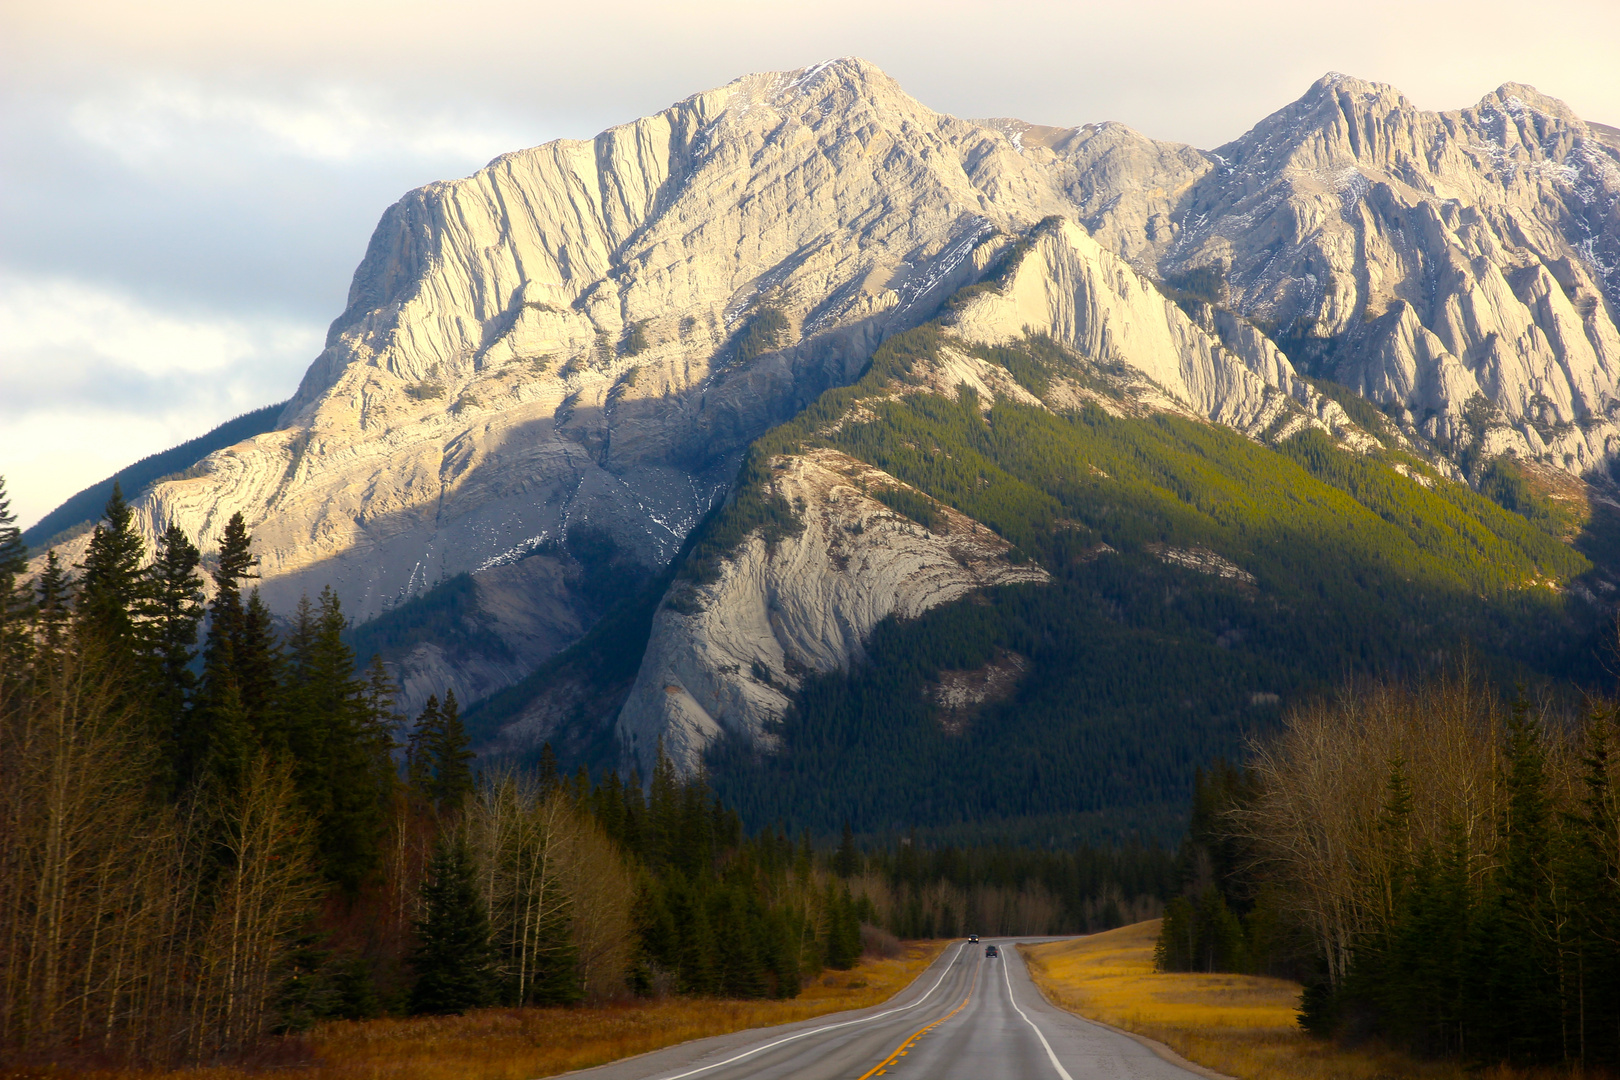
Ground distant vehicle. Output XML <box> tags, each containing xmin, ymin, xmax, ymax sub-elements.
<box><xmin>985</xmin><ymin>945</ymin><xmax>998</xmax><ymax>958</ymax></box>
<box><xmin>968</xmin><ymin>935</ymin><xmax>979</xmax><ymax>943</ymax></box>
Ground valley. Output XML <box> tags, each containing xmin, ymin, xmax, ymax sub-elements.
<box><xmin>6</xmin><ymin>53</ymin><xmax>1620</xmax><ymax>1077</ymax></box>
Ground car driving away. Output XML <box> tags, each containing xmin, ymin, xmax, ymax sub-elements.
<box><xmin>985</xmin><ymin>944</ymin><xmax>998</xmax><ymax>958</ymax></box>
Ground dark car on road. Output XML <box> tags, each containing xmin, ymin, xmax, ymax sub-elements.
<box><xmin>968</xmin><ymin>935</ymin><xmax>979</xmax><ymax>943</ymax></box>
<box><xmin>985</xmin><ymin>945</ymin><xmax>998</xmax><ymax>958</ymax></box>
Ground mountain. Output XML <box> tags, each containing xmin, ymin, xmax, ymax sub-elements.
<box><xmin>25</xmin><ymin>62</ymin><xmax>1620</xmax><ymax>830</ymax></box>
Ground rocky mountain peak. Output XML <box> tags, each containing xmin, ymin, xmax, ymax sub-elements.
<box><xmin>32</xmin><ymin>61</ymin><xmax>1620</xmax><ymax>726</ymax></box>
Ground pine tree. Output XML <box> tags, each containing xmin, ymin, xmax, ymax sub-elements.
<box><xmin>141</xmin><ymin>524</ymin><xmax>204</xmax><ymax>789</ymax></box>
<box><xmin>834</xmin><ymin>821</ymin><xmax>859</xmax><ymax>878</ymax></box>
<box><xmin>75</xmin><ymin>484</ymin><xmax>148</xmax><ymax>671</ymax></box>
<box><xmin>284</xmin><ymin>588</ymin><xmax>391</xmax><ymax>892</ymax></box>
<box><xmin>431</xmin><ymin>690</ymin><xmax>474</xmax><ymax>815</ymax></box>
<box><xmin>191</xmin><ymin>513</ymin><xmax>261</xmax><ymax>786</ymax></box>
<box><xmin>1472</xmin><ymin>698</ymin><xmax>1562</xmax><ymax>1062</ymax></box>
<box><xmin>33</xmin><ymin>551</ymin><xmax>73</xmax><ymax>678</ymax></box>
<box><xmin>409</xmin><ymin>834</ymin><xmax>494</xmax><ymax>1015</ymax></box>
<box><xmin>406</xmin><ymin>695</ymin><xmax>442</xmax><ymax>799</ymax></box>
<box><xmin>404</xmin><ymin>690</ymin><xmax>473</xmax><ymax>815</ymax></box>
<box><xmin>0</xmin><ymin>478</ymin><xmax>32</xmax><ymax>690</ymax></box>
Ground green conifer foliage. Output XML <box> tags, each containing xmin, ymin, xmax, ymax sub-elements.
<box><xmin>834</xmin><ymin>821</ymin><xmax>859</xmax><ymax>878</ymax></box>
<box><xmin>405</xmin><ymin>691</ymin><xmax>473</xmax><ymax>815</ymax></box>
<box><xmin>75</xmin><ymin>484</ymin><xmax>148</xmax><ymax>671</ymax></box>
<box><xmin>191</xmin><ymin>513</ymin><xmax>261</xmax><ymax>786</ymax></box>
<box><xmin>284</xmin><ymin>588</ymin><xmax>394</xmax><ymax>892</ymax></box>
<box><xmin>409</xmin><ymin>834</ymin><xmax>495</xmax><ymax>1015</ymax></box>
<box><xmin>0</xmin><ymin>478</ymin><xmax>33</xmax><ymax>688</ymax></box>
<box><xmin>33</xmin><ymin>550</ymin><xmax>72</xmax><ymax>670</ymax></box>
<box><xmin>141</xmin><ymin>524</ymin><xmax>204</xmax><ymax>791</ymax></box>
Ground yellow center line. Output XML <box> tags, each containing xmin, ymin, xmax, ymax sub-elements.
<box><xmin>855</xmin><ymin>957</ymin><xmax>982</xmax><ymax>1079</ymax></box>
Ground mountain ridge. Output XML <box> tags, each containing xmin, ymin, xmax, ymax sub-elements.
<box><xmin>22</xmin><ymin>59</ymin><xmax>1620</xmax><ymax>733</ymax></box>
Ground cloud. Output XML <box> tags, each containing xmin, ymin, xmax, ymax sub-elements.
<box><xmin>68</xmin><ymin>81</ymin><xmax>532</xmax><ymax>170</ymax></box>
<box><xmin>0</xmin><ymin>271</ymin><xmax>321</xmax><ymax>529</ymax></box>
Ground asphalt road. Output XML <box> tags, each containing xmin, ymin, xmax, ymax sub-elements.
<box><xmin>567</xmin><ymin>938</ymin><xmax>1208</xmax><ymax>1079</ymax></box>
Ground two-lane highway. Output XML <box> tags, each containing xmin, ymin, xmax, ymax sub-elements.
<box><xmin>567</xmin><ymin>939</ymin><xmax>1206</xmax><ymax>1079</ymax></box>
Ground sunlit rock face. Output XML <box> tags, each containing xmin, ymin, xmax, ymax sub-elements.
<box><xmin>615</xmin><ymin>449</ymin><xmax>1048</xmax><ymax>773</ymax></box>
<box><xmin>1155</xmin><ymin>75</ymin><xmax>1620</xmax><ymax>464</ymax></box>
<box><xmin>52</xmin><ymin>60</ymin><xmax>1619</xmax><ymax>716</ymax></box>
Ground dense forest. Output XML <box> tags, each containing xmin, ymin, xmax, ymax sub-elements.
<box><xmin>0</xmin><ymin>479</ymin><xmax>1167</xmax><ymax>1066</ymax></box>
<box><xmin>689</xmin><ymin>323</ymin><xmax>1608</xmax><ymax>840</ymax></box>
<box><xmin>1155</xmin><ymin>671</ymin><xmax>1620</xmax><ymax>1070</ymax></box>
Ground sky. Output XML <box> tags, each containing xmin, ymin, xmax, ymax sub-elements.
<box><xmin>2</xmin><ymin>0</ymin><xmax>1618</xmax><ymax>531</ymax></box>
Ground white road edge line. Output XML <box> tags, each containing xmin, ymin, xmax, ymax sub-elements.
<box><xmin>1002</xmin><ymin>949</ymin><xmax>1075</xmax><ymax>1080</ymax></box>
<box><xmin>649</xmin><ymin>942</ymin><xmax>967</xmax><ymax>1080</ymax></box>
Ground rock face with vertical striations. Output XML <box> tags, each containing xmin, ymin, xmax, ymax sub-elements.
<box><xmin>31</xmin><ymin>59</ymin><xmax>1620</xmax><ymax>725</ymax></box>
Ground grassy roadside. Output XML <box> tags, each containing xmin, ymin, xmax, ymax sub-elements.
<box><xmin>10</xmin><ymin>943</ymin><xmax>946</xmax><ymax>1080</ymax></box>
<box><xmin>1022</xmin><ymin>920</ymin><xmax>1574</xmax><ymax>1080</ymax></box>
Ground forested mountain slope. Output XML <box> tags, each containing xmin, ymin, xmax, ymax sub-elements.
<box><xmin>26</xmin><ymin>60</ymin><xmax>1620</xmax><ymax>730</ymax></box>
<box><xmin>472</xmin><ymin>230</ymin><xmax>1614</xmax><ymax>841</ymax></box>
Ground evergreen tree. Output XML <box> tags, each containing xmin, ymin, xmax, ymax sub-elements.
<box><xmin>431</xmin><ymin>690</ymin><xmax>474</xmax><ymax>815</ymax></box>
<box><xmin>141</xmin><ymin>524</ymin><xmax>204</xmax><ymax>789</ymax></box>
<box><xmin>33</xmin><ymin>551</ymin><xmax>73</xmax><ymax>678</ymax></box>
<box><xmin>405</xmin><ymin>690</ymin><xmax>473</xmax><ymax>815</ymax></box>
<box><xmin>239</xmin><ymin>590</ymin><xmax>285</xmax><ymax>743</ymax></box>
<box><xmin>75</xmin><ymin>484</ymin><xmax>148</xmax><ymax>670</ymax></box>
<box><xmin>409</xmin><ymin>834</ymin><xmax>494</xmax><ymax>1015</ymax></box>
<box><xmin>191</xmin><ymin>513</ymin><xmax>260</xmax><ymax>786</ymax></box>
<box><xmin>1475</xmin><ymin>699</ymin><xmax>1561</xmax><ymax>1063</ymax></box>
<box><xmin>537</xmin><ymin>743</ymin><xmax>561</xmax><ymax>795</ymax></box>
<box><xmin>284</xmin><ymin>588</ymin><xmax>391</xmax><ymax>891</ymax></box>
<box><xmin>1564</xmin><ymin>712</ymin><xmax>1620</xmax><ymax>1067</ymax></box>
<box><xmin>834</xmin><ymin>821</ymin><xmax>859</xmax><ymax>878</ymax></box>
<box><xmin>406</xmin><ymin>694</ymin><xmax>441</xmax><ymax>799</ymax></box>
<box><xmin>0</xmin><ymin>478</ymin><xmax>32</xmax><ymax>690</ymax></box>
<box><xmin>824</xmin><ymin>882</ymin><xmax>862</xmax><ymax>969</ymax></box>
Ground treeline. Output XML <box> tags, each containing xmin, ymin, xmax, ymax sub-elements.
<box><xmin>695</xmin><ymin>322</ymin><xmax>1602</xmax><ymax>842</ymax></box>
<box><xmin>1</xmin><ymin>480</ymin><xmax>1180</xmax><ymax>1066</ymax></box>
<box><xmin>0</xmin><ymin>483</ymin><xmax>873</xmax><ymax>1061</ymax></box>
<box><xmin>848</xmin><ymin>832</ymin><xmax>1174</xmax><ymax>938</ymax></box>
<box><xmin>0</xmin><ymin>483</ymin><xmax>396</xmax><ymax>1063</ymax></box>
<box><xmin>1157</xmin><ymin>670</ymin><xmax>1620</xmax><ymax>1070</ymax></box>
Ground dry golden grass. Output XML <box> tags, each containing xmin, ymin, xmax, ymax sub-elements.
<box><xmin>1023</xmin><ymin>920</ymin><xmax>1583</xmax><ymax>1080</ymax></box>
<box><xmin>10</xmin><ymin>943</ymin><xmax>945</xmax><ymax>1080</ymax></box>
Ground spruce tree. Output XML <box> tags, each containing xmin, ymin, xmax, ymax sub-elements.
<box><xmin>192</xmin><ymin>513</ymin><xmax>261</xmax><ymax>787</ymax></box>
<box><xmin>431</xmin><ymin>690</ymin><xmax>474</xmax><ymax>815</ymax></box>
<box><xmin>284</xmin><ymin>588</ymin><xmax>390</xmax><ymax>892</ymax></box>
<box><xmin>0</xmin><ymin>478</ymin><xmax>32</xmax><ymax>689</ymax></box>
<box><xmin>33</xmin><ymin>551</ymin><xmax>73</xmax><ymax>678</ymax></box>
<box><xmin>409</xmin><ymin>834</ymin><xmax>494</xmax><ymax>1015</ymax></box>
<box><xmin>75</xmin><ymin>484</ymin><xmax>148</xmax><ymax>670</ymax></box>
<box><xmin>1473</xmin><ymin>699</ymin><xmax>1561</xmax><ymax>1062</ymax></box>
<box><xmin>239</xmin><ymin>590</ymin><xmax>284</xmax><ymax>743</ymax></box>
<box><xmin>405</xmin><ymin>690</ymin><xmax>472</xmax><ymax>815</ymax></box>
<box><xmin>142</xmin><ymin>524</ymin><xmax>204</xmax><ymax>789</ymax></box>
<box><xmin>834</xmin><ymin>821</ymin><xmax>859</xmax><ymax>878</ymax></box>
<box><xmin>406</xmin><ymin>695</ymin><xmax>442</xmax><ymax>800</ymax></box>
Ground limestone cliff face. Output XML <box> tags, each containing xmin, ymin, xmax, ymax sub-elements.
<box><xmin>104</xmin><ymin>58</ymin><xmax>1091</xmax><ymax>710</ymax></box>
<box><xmin>948</xmin><ymin>220</ymin><xmax>1377</xmax><ymax>450</ymax></box>
<box><xmin>615</xmin><ymin>449</ymin><xmax>1047</xmax><ymax>771</ymax></box>
<box><xmin>39</xmin><ymin>60</ymin><xmax>1620</xmax><ymax>719</ymax></box>
<box><xmin>1158</xmin><ymin>75</ymin><xmax>1620</xmax><ymax>465</ymax></box>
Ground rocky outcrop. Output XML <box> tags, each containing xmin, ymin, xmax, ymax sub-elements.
<box><xmin>31</xmin><ymin>60</ymin><xmax>1620</xmax><ymax>720</ymax></box>
<box><xmin>1158</xmin><ymin>75</ymin><xmax>1620</xmax><ymax>466</ymax></box>
<box><xmin>948</xmin><ymin>219</ymin><xmax>1377</xmax><ymax>449</ymax></box>
<box><xmin>615</xmin><ymin>449</ymin><xmax>1047</xmax><ymax>771</ymax></box>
